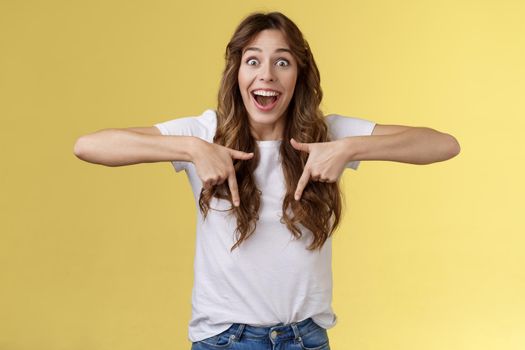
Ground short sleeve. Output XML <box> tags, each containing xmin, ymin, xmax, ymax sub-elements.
<box><xmin>154</xmin><ymin>109</ymin><xmax>217</xmax><ymax>173</ymax></box>
<box><xmin>325</xmin><ymin>114</ymin><xmax>377</xmax><ymax>170</ymax></box>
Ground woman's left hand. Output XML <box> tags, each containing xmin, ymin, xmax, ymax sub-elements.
<box><xmin>290</xmin><ymin>137</ymin><xmax>349</xmax><ymax>201</ymax></box>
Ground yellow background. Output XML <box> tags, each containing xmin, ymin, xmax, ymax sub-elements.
<box><xmin>1</xmin><ymin>0</ymin><xmax>524</xmax><ymax>349</ymax></box>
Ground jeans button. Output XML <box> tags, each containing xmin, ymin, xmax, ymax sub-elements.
<box><xmin>270</xmin><ymin>330</ymin><xmax>278</xmax><ymax>339</ymax></box>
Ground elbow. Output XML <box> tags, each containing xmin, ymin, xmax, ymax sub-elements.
<box><xmin>74</xmin><ymin>134</ymin><xmax>99</xmax><ymax>160</ymax></box>
<box><xmin>423</xmin><ymin>132</ymin><xmax>461</xmax><ymax>165</ymax></box>
<box><xmin>73</xmin><ymin>133</ymin><xmax>107</xmax><ymax>165</ymax></box>
<box><xmin>443</xmin><ymin>133</ymin><xmax>461</xmax><ymax>160</ymax></box>
<box><xmin>73</xmin><ymin>129</ymin><xmax>112</xmax><ymax>161</ymax></box>
<box><xmin>73</xmin><ymin>136</ymin><xmax>87</xmax><ymax>159</ymax></box>
<box><xmin>73</xmin><ymin>129</ymin><xmax>121</xmax><ymax>167</ymax></box>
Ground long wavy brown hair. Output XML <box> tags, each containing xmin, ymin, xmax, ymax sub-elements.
<box><xmin>198</xmin><ymin>11</ymin><xmax>344</xmax><ymax>252</ymax></box>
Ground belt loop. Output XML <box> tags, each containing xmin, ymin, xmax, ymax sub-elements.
<box><xmin>233</xmin><ymin>323</ymin><xmax>245</xmax><ymax>341</ymax></box>
<box><xmin>290</xmin><ymin>321</ymin><xmax>302</xmax><ymax>341</ymax></box>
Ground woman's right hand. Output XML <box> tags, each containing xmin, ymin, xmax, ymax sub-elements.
<box><xmin>190</xmin><ymin>138</ymin><xmax>254</xmax><ymax>207</ymax></box>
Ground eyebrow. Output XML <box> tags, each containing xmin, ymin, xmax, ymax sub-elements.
<box><xmin>242</xmin><ymin>47</ymin><xmax>292</xmax><ymax>55</ymax></box>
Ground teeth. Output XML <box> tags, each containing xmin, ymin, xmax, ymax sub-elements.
<box><xmin>253</xmin><ymin>90</ymin><xmax>280</xmax><ymax>96</ymax></box>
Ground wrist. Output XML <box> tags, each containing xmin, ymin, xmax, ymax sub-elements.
<box><xmin>187</xmin><ymin>136</ymin><xmax>204</xmax><ymax>163</ymax></box>
<box><xmin>340</xmin><ymin>137</ymin><xmax>359</xmax><ymax>163</ymax></box>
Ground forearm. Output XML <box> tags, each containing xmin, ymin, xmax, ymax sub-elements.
<box><xmin>74</xmin><ymin>129</ymin><xmax>196</xmax><ymax>167</ymax></box>
<box><xmin>343</xmin><ymin>127</ymin><xmax>461</xmax><ymax>165</ymax></box>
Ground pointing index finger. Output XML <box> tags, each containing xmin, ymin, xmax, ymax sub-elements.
<box><xmin>295</xmin><ymin>167</ymin><xmax>311</xmax><ymax>201</ymax></box>
<box><xmin>228</xmin><ymin>171</ymin><xmax>240</xmax><ymax>206</ymax></box>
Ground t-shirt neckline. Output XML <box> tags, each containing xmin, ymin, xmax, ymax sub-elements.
<box><xmin>256</xmin><ymin>140</ymin><xmax>282</xmax><ymax>147</ymax></box>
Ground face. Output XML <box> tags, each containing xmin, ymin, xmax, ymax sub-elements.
<box><xmin>238</xmin><ymin>29</ymin><xmax>298</xmax><ymax>140</ymax></box>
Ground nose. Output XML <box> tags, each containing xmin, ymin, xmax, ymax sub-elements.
<box><xmin>259</xmin><ymin>62</ymin><xmax>276</xmax><ymax>82</ymax></box>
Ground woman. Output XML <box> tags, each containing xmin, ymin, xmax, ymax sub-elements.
<box><xmin>74</xmin><ymin>11</ymin><xmax>460</xmax><ymax>350</ymax></box>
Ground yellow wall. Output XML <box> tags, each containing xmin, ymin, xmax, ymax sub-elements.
<box><xmin>1</xmin><ymin>1</ymin><xmax>524</xmax><ymax>349</ymax></box>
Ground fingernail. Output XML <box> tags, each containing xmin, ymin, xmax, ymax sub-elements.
<box><xmin>234</xmin><ymin>200</ymin><xmax>240</xmax><ymax>206</ymax></box>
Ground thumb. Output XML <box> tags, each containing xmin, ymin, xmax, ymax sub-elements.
<box><xmin>290</xmin><ymin>138</ymin><xmax>309</xmax><ymax>153</ymax></box>
<box><xmin>230</xmin><ymin>149</ymin><xmax>254</xmax><ymax>159</ymax></box>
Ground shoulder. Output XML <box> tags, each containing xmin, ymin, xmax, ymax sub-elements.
<box><xmin>324</xmin><ymin>113</ymin><xmax>377</xmax><ymax>138</ymax></box>
<box><xmin>170</xmin><ymin>108</ymin><xmax>217</xmax><ymax>128</ymax></box>
<box><xmin>324</xmin><ymin>113</ymin><xmax>375</xmax><ymax>125</ymax></box>
<box><xmin>153</xmin><ymin>108</ymin><xmax>217</xmax><ymax>141</ymax></box>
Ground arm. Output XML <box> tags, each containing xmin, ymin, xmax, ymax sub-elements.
<box><xmin>73</xmin><ymin>127</ymin><xmax>197</xmax><ymax>167</ymax></box>
<box><xmin>342</xmin><ymin>124</ymin><xmax>461</xmax><ymax>165</ymax></box>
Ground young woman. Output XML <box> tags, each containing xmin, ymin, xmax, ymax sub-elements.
<box><xmin>74</xmin><ymin>11</ymin><xmax>460</xmax><ymax>350</ymax></box>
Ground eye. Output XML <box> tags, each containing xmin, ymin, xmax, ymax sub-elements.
<box><xmin>244</xmin><ymin>57</ymin><xmax>291</xmax><ymax>67</ymax></box>
<box><xmin>276</xmin><ymin>59</ymin><xmax>290</xmax><ymax>67</ymax></box>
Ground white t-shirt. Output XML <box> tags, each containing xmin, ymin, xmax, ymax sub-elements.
<box><xmin>154</xmin><ymin>109</ymin><xmax>376</xmax><ymax>342</ymax></box>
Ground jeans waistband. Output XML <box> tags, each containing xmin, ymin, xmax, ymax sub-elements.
<box><xmin>228</xmin><ymin>317</ymin><xmax>320</xmax><ymax>343</ymax></box>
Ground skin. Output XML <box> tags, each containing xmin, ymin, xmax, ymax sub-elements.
<box><xmin>236</xmin><ymin>30</ymin><xmax>351</xmax><ymax>201</ymax></box>
<box><xmin>235</xmin><ymin>29</ymin><xmax>357</xmax><ymax>200</ymax></box>
<box><xmin>190</xmin><ymin>29</ymin><xmax>298</xmax><ymax>208</ymax></box>
<box><xmin>189</xmin><ymin>29</ymin><xmax>461</xmax><ymax>206</ymax></box>
<box><xmin>238</xmin><ymin>29</ymin><xmax>298</xmax><ymax>141</ymax></box>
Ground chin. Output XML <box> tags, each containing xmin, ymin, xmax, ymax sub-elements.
<box><xmin>248</xmin><ymin>109</ymin><xmax>283</xmax><ymax>123</ymax></box>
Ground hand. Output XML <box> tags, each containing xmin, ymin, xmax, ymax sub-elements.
<box><xmin>290</xmin><ymin>137</ymin><xmax>349</xmax><ymax>201</ymax></box>
<box><xmin>190</xmin><ymin>139</ymin><xmax>254</xmax><ymax>207</ymax></box>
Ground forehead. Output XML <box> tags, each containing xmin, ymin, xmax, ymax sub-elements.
<box><xmin>242</xmin><ymin>29</ymin><xmax>292</xmax><ymax>55</ymax></box>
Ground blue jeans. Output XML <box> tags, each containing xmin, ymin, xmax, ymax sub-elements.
<box><xmin>191</xmin><ymin>317</ymin><xmax>331</xmax><ymax>350</ymax></box>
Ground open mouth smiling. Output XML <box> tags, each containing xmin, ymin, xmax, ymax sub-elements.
<box><xmin>250</xmin><ymin>89</ymin><xmax>282</xmax><ymax>111</ymax></box>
